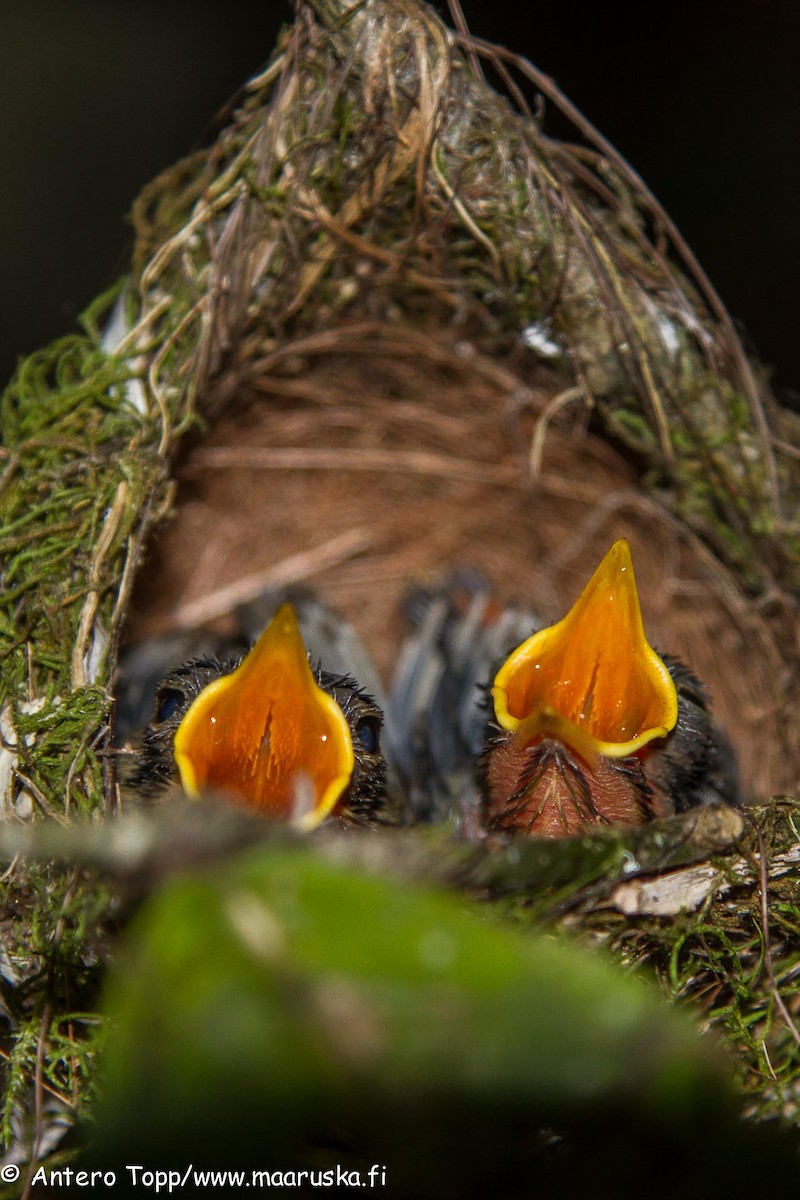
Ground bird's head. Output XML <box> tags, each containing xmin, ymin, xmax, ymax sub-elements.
<box><xmin>172</xmin><ymin>603</ymin><xmax>356</xmax><ymax>828</ymax></box>
<box><xmin>482</xmin><ymin>540</ymin><xmax>679</xmax><ymax>835</ymax></box>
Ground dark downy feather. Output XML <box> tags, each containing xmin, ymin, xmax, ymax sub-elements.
<box><xmin>391</xmin><ymin>573</ymin><xmax>739</xmax><ymax>835</ymax></box>
<box><xmin>121</xmin><ymin>592</ymin><xmax>398</xmax><ymax>826</ymax></box>
<box><xmin>648</xmin><ymin>656</ymin><xmax>740</xmax><ymax>813</ymax></box>
<box><xmin>389</xmin><ymin>571</ymin><xmax>538</xmax><ymax>829</ymax></box>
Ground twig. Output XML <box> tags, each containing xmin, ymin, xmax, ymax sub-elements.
<box><xmin>188</xmin><ymin>445</ymin><xmax>518</xmax><ymax>486</ymax></box>
<box><xmin>528</xmin><ymin>385</ymin><xmax>583</xmax><ymax>479</ymax></box>
<box><xmin>0</xmin><ymin>1045</ymin><xmax>73</xmax><ymax>1110</ymax></box>
<box><xmin>12</xmin><ymin>772</ymin><xmax>69</xmax><ymax>827</ymax></box>
<box><xmin>71</xmin><ymin>482</ymin><xmax>129</xmax><ymax>689</ymax></box>
<box><xmin>22</xmin><ymin>1002</ymin><xmax>54</xmax><ymax>1200</ymax></box>
<box><xmin>166</xmin><ymin>528</ymin><xmax>375</xmax><ymax>633</ymax></box>
<box><xmin>754</xmin><ymin>819</ymin><xmax>800</xmax><ymax>1051</ymax></box>
<box><xmin>446</xmin><ymin>0</ymin><xmax>484</xmax><ymax>84</ymax></box>
<box><xmin>456</xmin><ymin>32</ymin><xmax>782</xmax><ymax>520</ymax></box>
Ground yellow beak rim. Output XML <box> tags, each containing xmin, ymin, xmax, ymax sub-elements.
<box><xmin>491</xmin><ymin>540</ymin><xmax>678</xmax><ymax>759</ymax></box>
<box><xmin>173</xmin><ymin>603</ymin><xmax>354</xmax><ymax>828</ymax></box>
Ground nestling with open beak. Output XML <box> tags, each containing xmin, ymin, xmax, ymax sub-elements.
<box><xmin>479</xmin><ymin>540</ymin><xmax>738</xmax><ymax>838</ymax></box>
<box><xmin>130</xmin><ymin>603</ymin><xmax>390</xmax><ymax>829</ymax></box>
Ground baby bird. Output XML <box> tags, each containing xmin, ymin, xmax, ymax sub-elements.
<box><xmin>479</xmin><ymin>540</ymin><xmax>738</xmax><ymax>837</ymax></box>
<box><xmin>389</xmin><ymin>571</ymin><xmax>535</xmax><ymax>831</ymax></box>
<box><xmin>128</xmin><ymin>603</ymin><xmax>390</xmax><ymax>828</ymax></box>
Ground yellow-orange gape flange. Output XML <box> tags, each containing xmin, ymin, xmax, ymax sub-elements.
<box><xmin>132</xmin><ymin>604</ymin><xmax>389</xmax><ymax>828</ymax></box>
<box><xmin>480</xmin><ymin>540</ymin><xmax>737</xmax><ymax>837</ymax></box>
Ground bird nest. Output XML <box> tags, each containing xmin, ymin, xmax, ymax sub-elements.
<box><xmin>1</xmin><ymin>0</ymin><xmax>800</xmax><ymax>1173</ymax></box>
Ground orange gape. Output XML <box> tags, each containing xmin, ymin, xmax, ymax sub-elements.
<box><xmin>492</xmin><ymin>539</ymin><xmax>677</xmax><ymax>760</ymax></box>
<box><xmin>174</xmin><ymin>604</ymin><xmax>354</xmax><ymax>829</ymax></box>
<box><xmin>483</xmin><ymin>540</ymin><xmax>680</xmax><ymax>837</ymax></box>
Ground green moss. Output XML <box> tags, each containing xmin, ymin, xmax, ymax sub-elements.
<box><xmin>1</xmin><ymin>0</ymin><xmax>799</xmax><ymax>1171</ymax></box>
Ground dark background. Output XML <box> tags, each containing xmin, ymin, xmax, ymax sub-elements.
<box><xmin>2</xmin><ymin>1</ymin><xmax>798</xmax><ymax>398</ymax></box>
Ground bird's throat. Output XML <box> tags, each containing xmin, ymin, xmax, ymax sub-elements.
<box><xmin>482</xmin><ymin>735</ymin><xmax>663</xmax><ymax>837</ymax></box>
<box><xmin>173</xmin><ymin>604</ymin><xmax>354</xmax><ymax>826</ymax></box>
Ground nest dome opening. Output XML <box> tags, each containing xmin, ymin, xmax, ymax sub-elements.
<box><xmin>3</xmin><ymin>0</ymin><xmax>800</xmax><ymax>1171</ymax></box>
<box><xmin>126</xmin><ymin>325</ymin><xmax>791</xmax><ymax>802</ymax></box>
<box><xmin>113</xmin><ymin>0</ymin><xmax>799</xmax><ymax>810</ymax></box>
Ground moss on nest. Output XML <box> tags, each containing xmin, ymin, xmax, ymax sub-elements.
<box><xmin>126</xmin><ymin>0</ymin><xmax>800</xmax><ymax>597</ymax></box>
<box><xmin>1</xmin><ymin>0</ymin><xmax>799</xmax><ymax>1176</ymax></box>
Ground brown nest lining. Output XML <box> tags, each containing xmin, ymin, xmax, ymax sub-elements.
<box><xmin>3</xmin><ymin>0</ymin><xmax>796</xmax><ymax>823</ymax></box>
<box><xmin>1</xmin><ymin>0</ymin><xmax>800</xmax><ymax>1166</ymax></box>
<box><xmin>118</xmin><ymin>0</ymin><xmax>800</xmax><ymax>802</ymax></box>
<box><xmin>128</xmin><ymin>325</ymin><xmax>791</xmax><ymax>801</ymax></box>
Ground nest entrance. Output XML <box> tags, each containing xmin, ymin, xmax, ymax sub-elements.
<box><xmin>125</xmin><ymin>324</ymin><xmax>791</xmax><ymax>803</ymax></box>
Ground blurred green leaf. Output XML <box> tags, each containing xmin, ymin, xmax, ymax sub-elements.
<box><xmin>85</xmin><ymin>843</ymin><xmax>797</xmax><ymax>1197</ymax></box>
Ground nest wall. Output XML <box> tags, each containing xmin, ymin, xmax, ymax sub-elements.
<box><xmin>1</xmin><ymin>0</ymin><xmax>800</xmax><ymax>1164</ymax></box>
<box><xmin>3</xmin><ymin>0</ymin><xmax>799</xmax><ymax>821</ymax></box>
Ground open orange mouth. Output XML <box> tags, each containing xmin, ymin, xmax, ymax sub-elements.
<box><xmin>173</xmin><ymin>604</ymin><xmax>354</xmax><ymax>828</ymax></box>
<box><xmin>491</xmin><ymin>540</ymin><xmax>678</xmax><ymax>761</ymax></box>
